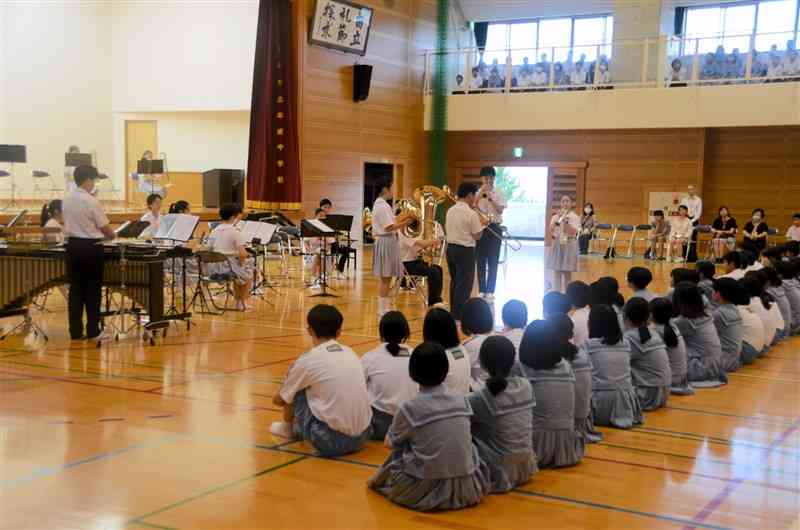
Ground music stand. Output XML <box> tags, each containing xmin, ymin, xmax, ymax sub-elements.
<box><xmin>65</xmin><ymin>153</ymin><xmax>92</xmax><ymax>167</ymax></box>
<box><xmin>115</xmin><ymin>221</ymin><xmax>150</xmax><ymax>239</ymax></box>
<box><xmin>301</xmin><ymin>219</ymin><xmax>338</xmax><ymax>298</ymax></box>
<box><xmin>1</xmin><ymin>145</ymin><xmax>27</xmax><ymax>210</ymax></box>
<box><xmin>137</xmin><ymin>160</ymin><xmax>166</xmax><ymax>196</ymax></box>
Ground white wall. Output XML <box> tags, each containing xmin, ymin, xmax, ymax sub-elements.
<box><xmin>0</xmin><ymin>3</ymin><xmax>113</xmax><ymax>195</ymax></box>
<box><xmin>427</xmin><ymin>83</ymin><xmax>800</xmax><ymax>131</ymax></box>
<box><xmin>110</xmin><ymin>1</ymin><xmax>258</xmax><ymax>112</ymax></box>
<box><xmin>112</xmin><ymin>111</ymin><xmax>250</xmax><ymax>183</ymax></box>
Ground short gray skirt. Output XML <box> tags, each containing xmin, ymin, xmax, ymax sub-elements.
<box><xmin>373</xmin><ymin>235</ymin><xmax>402</xmax><ymax>278</ymax></box>
<box><xmin>547</xmin><ymin>240</ymin><xmax>578</xmax><ymax>272</ymax></box>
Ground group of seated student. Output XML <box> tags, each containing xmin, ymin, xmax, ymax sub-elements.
<box><xmin>453</xmin><ymin>54</ymin><xmax>612</xmax><ymax>94</ymax></box>
<box><xmin>668</xmin><ymin>40</ymin><xmax>800</xmax><ymax>86</ymax></box>
<box><xmin>266</xmin><ymin>247</ymin><xmax>800</xmax><ymax>510</ymax></box>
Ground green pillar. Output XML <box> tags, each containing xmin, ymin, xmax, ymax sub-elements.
<box><xmin>428</xmin><ymin>0</ymin><xmax>448</xmax><ymax>189</ymax></box>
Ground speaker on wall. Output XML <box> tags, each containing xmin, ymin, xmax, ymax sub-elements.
<box><xmin>353</xmin><ymin>64</ymin><xmax>373</xmax><ymax>102</ymax></box>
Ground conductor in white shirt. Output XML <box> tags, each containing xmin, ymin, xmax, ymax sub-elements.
<box><xmin>680</xmin><ymin>185</ymin><xmax>703</xmax><ymax>262</ymax></box>
<box><xmin>63</xmin><ymin>165</ymin><xmax>115</xmax><ymax>340</ymax></box>
<box><xmin>475</xmin><ymin>167</ymin><xmax>508</xmax><ymax>301</ymax></box>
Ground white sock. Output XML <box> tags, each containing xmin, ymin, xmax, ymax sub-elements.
<box><xmin>377</xmin><ymin>297</ymin><xmax>386</xmax><ymax>315</ymax></box>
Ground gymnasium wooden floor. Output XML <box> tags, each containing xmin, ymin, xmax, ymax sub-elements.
<box><xmin>1</xmin><ymin>244</ymin><xmax>798</xmax><ymax>530</ymax></box>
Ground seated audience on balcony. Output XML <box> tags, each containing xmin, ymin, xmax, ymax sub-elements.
<box><xmin>553</xmin><ymin>62</ymin><xmax>567</xmax><ymax>86</ymax></box>
<box><xmin>453</xmin><ymin>74</ymin><xmax>465</xmax><ymax>94</ymax></box>
<box><xmin>469</xmin><ymin>67</ymin><xmax>486</xmax><ymax>91</ymax></box>
<box><xmin>536</xmin><ymin>53</ymin><xmax>550</xmax><ymax>74</ymax></box>
<box><xmin>784</xmin><ymin>49</ymin><xmax>800</xmax><ymax>77</ymax></box>
<box><xmin>532</xmin><ymin>64</ymin><xmax>548</xmax><ymax>88</ymax></box>
<box><xmin>700</xmin><ymin>53</ymin><xmax>719</xmax><ymax>81</ymax></box>
<box><xmin>487</xmin><ymin>67</ymin><xmax>505</xmax><ymax>89</ymax></box>
<box><xmin>767</xmin><ymin>53</ymin><xmax>785</xmax><ymax>80</ymax></box>
<box><xmin>722</xmin><ymin>50</ymin><xmax>743</xmax><ymax>80</ymax></box>
<box><xmin>570</xmin><ymin>58</ymin><xmax>588</xmax><ymax>88</ymax></box>
<box><xmin>669</xmin><ymin>58</ymin><xmax>686</xmax><ymax>86</ymax></box>
<box><xmin>750</xmin><ymin>50</ymin><xmax>766</xmax><ymax>78</ymax></box>
<box><xmin>519</xmin><ymin>56</ymin><xmax>533</xmax><ymax>78</ymax></box>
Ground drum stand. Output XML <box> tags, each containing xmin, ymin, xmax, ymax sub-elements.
<box><xmin>103</xmin><ymin>243</ymin><xmax>155</xmax><ymax>345</ymax></box>
<box><xmin>1</xmin><ymin>163</ymin><xmax>20</xmax><ymax>211</ymax></box>
<box><xmin>250</xmin><ymin>244</ymin><xmax>279</xmax><ymax>305</ymax></box>
<box><xmin>0</xmin><ymin>252</ymin><xmax>48</xmax><ymax>343</ymax></box>
<box><xmin>307</xmin><ymin>244</ymin><xmax>338</xmax><ymax>298</ymax></box>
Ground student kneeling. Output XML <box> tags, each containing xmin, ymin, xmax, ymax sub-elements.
<box><xmin>272</xmin><ymin>305</ymin><xmax>372</xmax><ymax>456</ymax></box>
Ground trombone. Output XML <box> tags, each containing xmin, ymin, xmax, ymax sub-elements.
<box><xmin>472</xmin><ymin>187</ymin><xmax>522</xmax><ymax>252</ymax></box>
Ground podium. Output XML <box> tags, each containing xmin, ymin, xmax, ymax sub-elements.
<box><xmin>203</xmin><ymin>169</ymin><xmax>244</xmax><ymax>209</ymax></box>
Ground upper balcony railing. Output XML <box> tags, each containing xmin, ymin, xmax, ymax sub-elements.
<box><xmin>423</xmin><ymin>31</ymin><xmax>800</xmax><ymax>95</ymax></box>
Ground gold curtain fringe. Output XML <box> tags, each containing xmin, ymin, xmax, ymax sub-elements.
<box><xmin>246</xmin><ymin>199</ymin><xmax>301</xmax><ymax>211</ymax></box>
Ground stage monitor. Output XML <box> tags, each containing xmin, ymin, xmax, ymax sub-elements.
<box><xmin>309</xmin><ymin>0</ymin><xmax>373</xmax><ymax>56</ymax></box>
<box><xmin>0</xmin><ymin>145</ymin><xmax>27</xmax><ymax>164</ymax></box>
<box><xmin>65</xmin><ymin>153</ymin><xmax>92</xmax><ymax>168</ymax></box>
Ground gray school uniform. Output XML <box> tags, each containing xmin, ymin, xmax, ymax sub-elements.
<box><xmin>468</xmin><ymin>377</ymin><xmax>538</xmax><ymax>493</ymax></box>
<box><xmin>624</xmin><ymin>327</ymin><xmax>671</xmax><ymax>410</ymax></box>
<box><xmin>368</xmin><ymin>386</ymin><xmax>490</xmax><ymax>511</ymax></box>
<box><xmin>654</xmin><ymin>323</ymin><xmax>694</xmax><ymax>395</ymax></box>
<box><xmin>583</xmin><ymin>338</ymin><xmax>644</xmax><ymax>429</ymax></box>
<box><xmin>698</xmin><ymin>279</ymin><xmax>715</xmax><ymax>306</ymax></box>
<box><xmin>712</xmin><ymin>304</ymin><xmax>744</xmax><ymax>373</ymax></box>
<box><xmin>569</xmin><ymin>351</ymin><xmax>602</xmax><ymax>443</ymax></box>
<box><xmin>513</xmin><ymin>360</ymin><xmax>586</xmax><ymax>468</ymax></box>
<box><xmin>784</xmin><ymin>278</ymin><xmax>800</xmax><ymax>334</ymax></box>
<box><xmin>674</xmin><ymin>314</ymin><xmax>727</xmax><ymax>387</ymax></box>
<box><xmin>613</xmin><ymin>306</ymin><xmax>626</xmax><ymax>335</ymax></box>
<box><xmin>767</xmin><ymin>285</ymin><xmax>792</xmax><ymax>338</ymax></box>
<box><xmin>631</xmin><ymin>289</ymin><xmax>657</xmax><ymax>303</ymax></box>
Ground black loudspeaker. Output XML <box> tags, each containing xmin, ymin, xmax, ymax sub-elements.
<box><xmin>0</xmin><ymin>145</ymin><xmax>27</xmax><ymax>163</ymax></box>
<box><xmin>353</xmin><ymin>64</ymin><xmax>373</xmax><ymax>102</ymax></box>
<box><xmin>202</xmin><ymin>169</ymin><xmax>244</xmax><ymax>209</ymax></box>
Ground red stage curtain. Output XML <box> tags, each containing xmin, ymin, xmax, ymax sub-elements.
<box><xmin>246</xmin><ymin>0</ymin><xmax>301</xmax><ymax>210</ymax></box>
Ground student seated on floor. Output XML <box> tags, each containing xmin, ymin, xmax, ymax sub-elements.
<box><xmin>696</xmin><ymin>261</ymin><xmax>717</xmax><ymax>305</ymax></box>
<box><xmin>650</xmin><ymin>298</ymin><xmax>693</xmax><ymax>396</ymax></box>
<box><xmin>582</xmin><ymin>305</ymin><xmax>644</xmax><ymax>429</ymax></box>
<box><xmin>764</xmin><ymin>266</ymin><xmax>792</xmax><ymax>340</ymax></box>
<box><xmin>513</xmin><ymin>319</ymin><xmax>586</xmax><ymax>468</ymax></box>
<box><xmin>590</xmin><ymin>277</ymin><xmax>626</xmax><ymax>333</ymax></box>
<box><xmin>627</xmin><ymin>266</ymin><xmax>656</xmax><ymax>302</ymax></box>
<box><xmin>368</xmin><ymin>342</ymin><xmax>491</xmax><ymax>511</ymax></box>
<box><xmin>499</xmin><ymin>299</ymin><xmax>528</xmax><ymax>356</ymax></box>
<box><xmin>736</xmin><ymin>280</ymin><xmax>768</xmax><ymax>365</ymax></box>
<box><xmin>721</xmin><ymin>251</ymin><xmax>746</xmax><ymax>280</ymax></box>
<box><xmin>551</xmin><ymin>313</ymin><xmax>602</xmax><ymax>443</ymax></box>
<box><xmin>542</xmin><ymin>291</ymin><xmax>573</xmax><ymax>318</ymax></box>
<box><xmin>711</xmin><ymin>278</ymin><xmax>745</xmax><ymax>373</ymax></box>
<box><xmin>468</xmin><ymin>335</ymin><xmax>538</xmax><ymax>493</ymax></box>
<box><xmin>751</xmin><ymin>270</ymin><xmax>786</xmax><ymax>344</ymax></box>
<box><xmin>271</xmin><ymin>305</ymin><xmax>372</xmax><ymax>456</ymax></box>
<box><xmin>423</xmin><ymin>308</ymin><xmax>471</xmax><ymax>394</ymax></box>
<box><xmin>361</xmin><ymin>311</ymin><xmax>419</xmax><ymax>441</ymax></box>
<box><xmin>623</xmin><ymin>298</ymin><xmax>671</xmax><ymax>411</ymax></box>
<box><xmin>673</xmin><ymin>282</ymin><xmax>727</xmax><ymax>388</ymax></box>
<box><xmin>741</xmin><ymin>273</ymin><xmax>778</xmax><ymax>350</ymax></box>
<box><xmin>461</xmin><ymin>298</ymin><xmax>496</xmax><ymax>389</ymax></box>
<box><xmin>776</xmin><ymin>261</ymin><xmax>800</xmax><ymax>334</ymax></box>
<box><xmin>567</xmin><ymin>280</ymin><xmax>591</xmax><ymax>348</ymax></box>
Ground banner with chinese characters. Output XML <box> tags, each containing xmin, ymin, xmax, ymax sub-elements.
<box><xmin>246</xmin><ymin>0</ymin><xmax>301</xmax><ymax>210</ymax></box>
<box><xmin>309</xmin><ymin>0</ymin><xmax>374</xmax><ymax>56</ymax></box>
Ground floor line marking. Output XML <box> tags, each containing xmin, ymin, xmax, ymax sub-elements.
<box><xmin>630</xmin><ymin>426</ymin><xmax>800</xmax><ymax>458</ymax></box>
<box><xmin>682</xmin><ymin>416</ymin><xmax>800</xmax><ymax>530</ymax></box>
<box><xmin>663</xmin><ymin>405</ymin><xmax>796</xmax><ymax>425</ymax></box>
<box><xmin>125</xmin><ymin>456</ymin><xmax>306</xmax><ymax>527</ymax></box>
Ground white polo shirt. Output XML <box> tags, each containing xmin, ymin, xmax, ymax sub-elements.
<box><xmin>680</xmin><ymin>195</ymin><xmax>703</xmax><ymax>223</ymax></box>
<box><xmin>445</xmin><ymin>201</ymin><xmax>483</xmax><ymax>248</ymax></box>
<box><xmin>372</xmin><ymin>197</ymin><xmax>394</xmax><ymax>236</ymax></box>
<box><xmin>361</xmin><ymin>343</ymin><xmax>419</xmax><ymax>416</ymax></box>
<box><xmin>500</xmin><ymin>328</ymin><xmax>524</xmax><ymax>357</ymax></box>
<box><xmin>476</xmin><ymin>188</ymin><xmax>508</xmax><ymax>224</ymax></box>
<box><xmin>444</xmin><ymin>345</ymin><xmax>471</xmax><ymax>394</ymax></box>
<box><xmin>208</xmin><ymin>223</ymin><xmax>245</xmax><ymax>255</ymax></box>
<box><xmin>738</xmin><ymin>305</ymin><xmax>765</xmax><ymax>351</ymax></box>
<box><xmin>570</xmin><ymin>306</ymin><xmax>590</xmax><ymax>348</ymax></box>
<box><xmin>279</xmin><ymin>339</ymin><xmax>372</xmax><ymax>436</ymax></box>
<box><xmin>398</xmin><ymin>233</ymin><xmax>420</xmax><ymax>263</ymax></box>
<box><xmin>63</xmin><ymin>187</ymin><xmax>109</xmax><ymax>239</ymax></box>
<box><xmin>43</xmin><ymin>218</ymin><xmax>64</xmax><ymax>243</ymax></box>
<box><xmin>140</xmin><ymin>211</ymin><xmax>161</xmax><ymax>239</ymax></box>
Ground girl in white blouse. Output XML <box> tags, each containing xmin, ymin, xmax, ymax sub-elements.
<box><xmin>546</xmin><ymin>195</ymin><xmax>580</xmax><ymax>293</ymax></box>
<box><xmin>139</xmin><ymin>193</ymin><xmax>163</xmax><ymax>239</ymax></box>
<box><xmin>668</xmin><ymin>205</ymin><xmax>693</xmax><ymax>262</ymax></box>
<box><xmin>40</xmin><ymin>199</ymin><xmax>64</xmax><ymax>243</ymax></box>
<box><xmin>371</xmin><ymin>178</ymin><xmax>410</xmax><ymax>317</ymax></box>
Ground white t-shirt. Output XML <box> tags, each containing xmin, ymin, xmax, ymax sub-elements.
<box><xmin>739</xmin><ymin>305</ymin><xmax>765</xmax><ymax>351</ymax></box>
<box><xmin>140</xmin><ymin>211</ymin><xmax>161</xmax><ymax>239</ymax></box>
<box><xmin>786</xmin><ymin>225</ymin><xmax>800</xmax><ymax>241</ymax></box>
<box><xmin>445</xmin><ymin>201</ymin><xmax>483</xmax><ymax>248</ymax></box>
<box><xmin>372</xmin><ymin>197</ymin><xmax>395</xmax><ymax>236</ymax></box>
<box><xmin>443</xmin><ymin>345</ymin><xmax>471</xmax><ymax>394</ymax></box>
<box><xmin>749</xmin><ymin>298</ymin><xmax>776</xmax><ymax>346</ymax></box>
<box><xmin>208</xmin><ymin>223</ymin><xmax>245</xmax><ymax>255</ymax></box>
<box><xmin>768</xmin><ymin>302</ymin><xmax>785</xmax><ymax>333</ymax></box>
<box><xmin>279</xmin><ymin>340</ymin><xmax>372</xmax><ymax>436</ymax></box>
<box><xmin>398</xmin><ymin>233</ymin><xmax>420</xmax><ymax>263</ymax></box>
<box><xmin>499</xmin><ymin>328</ymin><xmax>524</xmax><ymax>358</ymax></box>
<box><xmin>361</xmin><ymin>343</ymin><xmax>419</xmax><ymax>416</ymax></box>
<box><xmin>63</xmin><ymin>187</ymin><xmax>109</xmax><ymax>239</ymax></box>
<box><xmin>721</xmin><ymin>268</ymin><xmax>746</xmax><ymax>280</ymax></box>
<box><xmin>670</xmin><ymin>216</ymin><xmax>693</xmax><ymax>239</ymax></box>
<box><xmin>476</xmin><ymin>188</ymin><xmax>508</xmax><ymax>225</ymax></box>
<box><xmin>570</xmin><ymin>306</ymin><xmax>590</xmax><ymax>348</ymax></box>
<box><xmin>43</xmin><ymin>218</ymin><xmax>63</xmax><ymax>243</ymax></box>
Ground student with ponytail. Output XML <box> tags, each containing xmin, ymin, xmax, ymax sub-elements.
<box><xmin>514</xmin><ymin>319</ymin><xmax>585</xmax><ymax>468</ymax></box>
<box><xmin>749</xmin><ymin>270</ymin><xmax>786</xmax><ymax>344</ymax></box>
<box><xmin>650</xmin><ymin>298</ymin><xmax>693</xmax><ymax>395</ymax></box>
<box><xmin>468</xmin><ymin>336</ymin><xmax>537</xmax><ymax>493</ymax></box>
<box><xmin>361</xmin><ymin>311</ymin><xmax>419</xmax><ymax>440</ymax></box>
<box><xmin>168</xmin><ymin>200</ymin><xmax>191</xmax><ymax>214</ymax></box>
<box><xmin>623</xmin><ymin>298</ymin><xmax>671</xmax><ymax>410</ymax></box>
<box><xmin>40</xmin><ymin>199</ymin><xmax>64</xmax><ymax>243</ymax></box>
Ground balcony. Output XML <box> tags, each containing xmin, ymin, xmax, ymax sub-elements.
<box><xmin>422</xmin><ymin>32</ymin><xmax>800</xmax><ymax>131</ymax></box>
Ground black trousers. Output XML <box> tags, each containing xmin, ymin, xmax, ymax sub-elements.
<box><xmin>66</xmin><ymin>238</ymin><xmax>104</xmax><ymax>339</ymax></box>
<box><xmin>403</xmin><ymin>259</ymin><xmax>443</xmax><ymax>306</ymax></box>
<box><xmin>330</xmin><ymin>242</ymin><xmax>350</xmax><ymax>272</ymax></box>
<box><xmin>476</xmin><ymin>224</ymin><xmax>502</xmax><ymax>294</ymax></box>
<box><xmin>446</xmin><ymin>244</ymin><xmax>475</xmax><ymax>320</ymax></box>
<box><xmin>687</xmin><ymin>220</ymin><xmax>699</xmax><ymax>262</ymax></box>
<box><xmin>578</xmin><ymin>233</ymin><xmax>592</xmax><ymax>254</ymax></box>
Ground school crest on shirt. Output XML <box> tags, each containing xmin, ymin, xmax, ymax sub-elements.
<box><xmin>326</xmin><ymin>344</ymin><xmax>343</xmax><ymax>352</ymax></box>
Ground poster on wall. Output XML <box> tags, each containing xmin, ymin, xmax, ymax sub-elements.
<box><xmin>648</xmin><ymin>191</ymin><xmax>682</xmax><ymax>217</ymax></box>
<box><xmin>309</xmin><ymin>0</ymin><xmax>374</xmax><ymax>56</ymax></box>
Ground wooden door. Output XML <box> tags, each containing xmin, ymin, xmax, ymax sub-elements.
<box><xmin>125</xmin><ymin>121</ymin><xmax>157</xmax><ymax>206</ymax></box>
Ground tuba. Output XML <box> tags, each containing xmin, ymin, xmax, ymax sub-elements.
<box><xmin>397</xmin><ymin>186</ymin><xmax>455</xmax><ymax>262</ymax></box>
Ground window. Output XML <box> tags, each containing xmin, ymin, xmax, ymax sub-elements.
<box><xmin>683</xmin><ymin>0</ymin><xmax>800</xmax><ymax>53</ymax></box>
<box><xmin>481</xmin><ymin>15</ymin><xmax>614</xmax><ymax>65</ymax></box>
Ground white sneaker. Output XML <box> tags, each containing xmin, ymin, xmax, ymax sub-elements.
<box><xmin>270</xmin><ymin>421</ymin><xmax>297</xmax><ymax>440</ymax></box>
<box><xmin>478</xmin><ymin>293</ymin><xmax>486</xmax><ymax>299</ymax></box>
<box><xmin>485</xmin><ymin>293</ymin><xmax>495</xmax><ymax>302</ymax></box>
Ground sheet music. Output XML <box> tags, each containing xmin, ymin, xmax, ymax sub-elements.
<box><xmin>154</xmin><ymin>214</ymin><xmax>199</xmax><ymax>242</ymax></box>
<box><xmin>115</xmin><ymin>221</ymin><xmax>131</xmax><ymax>236</ymax></box>
<box><xmin>239</xmin><ymin>221</ymin><xmax>279</xmax><ymax>244</ymax></box>
<box><xmin>306</xmin><ymin>219</ymin><xmax>335</xmax><ymax>235</ymax></box>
